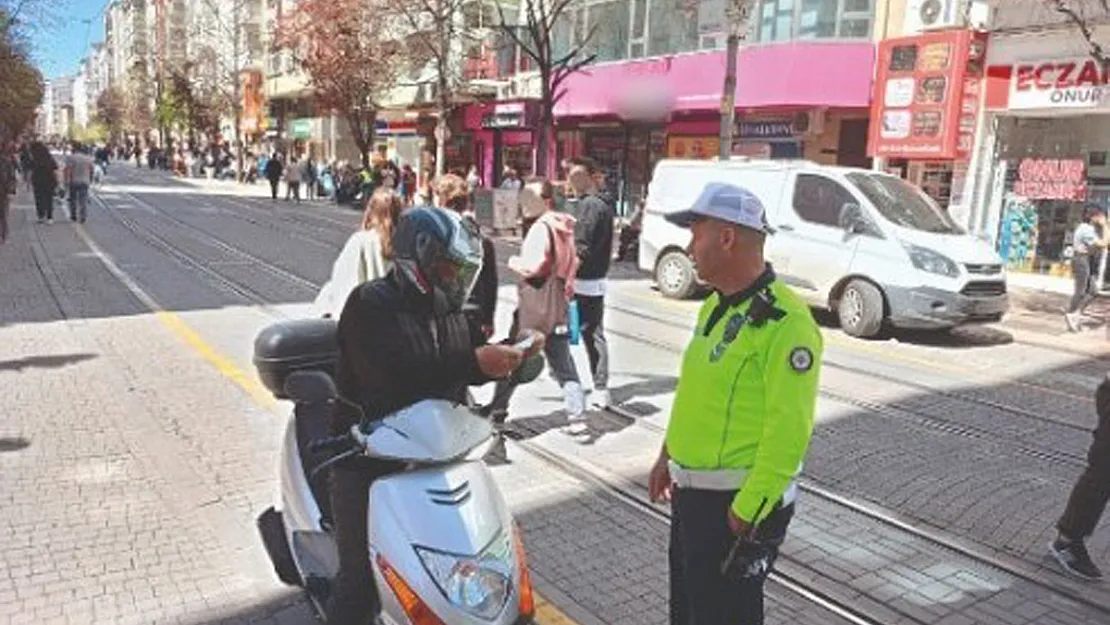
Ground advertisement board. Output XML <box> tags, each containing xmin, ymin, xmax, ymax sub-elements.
<box><xmin>868</xmin><ymin>30</ymin><xmax>988</xmax><ymax>160</ymax></box>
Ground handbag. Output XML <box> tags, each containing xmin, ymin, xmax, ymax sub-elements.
<box><xmin>517</xmin><ymin>224</ymin><xmax>569</xmax><ymax>335</ymax></box>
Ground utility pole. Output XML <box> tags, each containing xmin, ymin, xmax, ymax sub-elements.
<box><xmin>717</xmin><ymin>0</ymin><xmax>755</xmax><ymax>160</ymax></box>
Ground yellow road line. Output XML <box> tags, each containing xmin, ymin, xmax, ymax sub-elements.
<box><xmin>76</xmin><ymin>220</ymin><xmax>580</xmax><ymax>625</ymax></box>
<box><xmin>534</xmin><ymin>594</ymin><xmax>579</xmax><ymax>625</ymax></box>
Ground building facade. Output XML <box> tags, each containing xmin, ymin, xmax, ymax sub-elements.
<box><xmin>952</xmin><ymin>1</ymin><xmax>1110</xmax><ymax>278</ymax></box>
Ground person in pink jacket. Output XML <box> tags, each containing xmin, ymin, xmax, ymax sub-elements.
<box><xmin>488</xmin><ymin>179</ymin><xmax>586</xmax><ymax>433</ymax></box>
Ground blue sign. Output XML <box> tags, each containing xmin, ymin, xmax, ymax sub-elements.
<box><xmin>736</xmin><ymin>120</ymin><xmax>796</xmax><ymax>140</ymax></box>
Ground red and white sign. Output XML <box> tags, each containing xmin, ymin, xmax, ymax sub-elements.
<box><xmin>1009</xmin><ymin>57</ymin><xmax>1110</xmax><ymax>110</ymax></box>
<box><xmin>1013</xmin><ymin>158</ymin><xmax>1088</xmax><ymax>201</ymax></box>
<box><xmin>867</xmin><ymin>30</ymin><xmax>987</xmax><ymax>160</ymax></box>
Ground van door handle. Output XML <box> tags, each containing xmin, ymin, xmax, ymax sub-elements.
<box><xmin>777</xmin><ymin>224</ymin><xmax>794</xmax><ymax>231</ymax></box>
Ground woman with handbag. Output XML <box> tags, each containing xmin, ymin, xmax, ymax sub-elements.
<box><xmin>313</xmin><ymin>188</ymin><xmax>403</xmax><ymax>318</ymax></box>
<box><xmin>487</xmin><ymin>179</ymin><xmax>586</xmax><ymax>434</ymax></box>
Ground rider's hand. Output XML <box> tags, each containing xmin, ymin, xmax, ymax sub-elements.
<box><xmin>476</xmin><ymin>344</ymin><xmax>523</xmax><ymax>379</ymax></box>
<box><xmin>648</xmin><ymin>452</ymin><xmax>672</xmax><ymax>504</ymax></box>
<box><xmin>515</xmin><ymin>329</ymin><xmax>545</xmax><ymax>359</ymax></box>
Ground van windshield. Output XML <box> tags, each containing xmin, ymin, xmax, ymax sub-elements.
<box><xmin>846</xmin><ymin>172</ymin><xmax>963</xmax><ymax>234</ymax></box>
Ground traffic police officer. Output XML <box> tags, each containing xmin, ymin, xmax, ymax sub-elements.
<box><xmin>648</xmin><ymin>182</ymin><xmax>822</xmax><ymax>625</ymax></box>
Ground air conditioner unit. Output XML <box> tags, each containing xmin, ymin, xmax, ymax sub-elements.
<box><xmin>903</xmin><ymin>0</ymin><xmax>990</xmax><ymax>34</ymax></box>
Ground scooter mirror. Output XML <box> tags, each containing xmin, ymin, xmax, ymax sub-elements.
<box><xmin>513</xmin><ymin>353</ymin><xmax>545</xmax><ymax>385</ymax></box>
<box><xmin>284</xmin><ymin>370</ymin><xmax>338</xmax><ymax>404</ymax></box>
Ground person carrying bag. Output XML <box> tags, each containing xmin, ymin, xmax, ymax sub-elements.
<box><xmin>487</xmin><ymin>180</ymin><xmax>586</xmax><ymax>434</ymax></box>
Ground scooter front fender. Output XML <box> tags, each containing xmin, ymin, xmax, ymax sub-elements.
<box><xmin>370</xmin><ymin>460</ymin><xmax>527</xmax><ymax>625</ymax></box>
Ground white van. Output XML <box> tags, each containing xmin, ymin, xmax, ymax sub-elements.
<box><xmin>638</xmin><ymin>159</ymin><xmax>1008</xmax><ymax>338</ymax></box>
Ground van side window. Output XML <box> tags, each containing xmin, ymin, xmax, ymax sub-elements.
<box><xmin>792</xmin><ymin>174</ymin><xmax>856</xmax><ymax>228</ymax></box>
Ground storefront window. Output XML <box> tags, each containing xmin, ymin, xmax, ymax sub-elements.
<box><xmin>648</xmin><ymin>0</ymin><xmax>699</xmax><ymax>56</ymax></box>
<box><xmin>758</xmin><ymin>0</ymin><xmax>872</xmax><ymax>42</ymax></box>
<box><xmin>587</xmin><ymin>0</ymin><xmax>631</xmax><ymax>62</ymax></box>
<box><xmin>797</xmin><ymin>0</ymin><xmax>833</xmax><ymax>39</ymax></box>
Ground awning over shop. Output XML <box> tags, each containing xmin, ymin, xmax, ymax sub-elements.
<box><xmin>554</xmin><ymin>41</ymin><xmax>875</xmax><ymax>119</ymax></box>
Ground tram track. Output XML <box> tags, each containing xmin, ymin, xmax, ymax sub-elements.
<box><xmin>90</xmin><ymin>185</ymin><xmax>904</xmax><ymax>624</ymax></box>
<box><xmin>89</xmin><ymin>185</ymin><xmax>1110</xmax><ymax>619</ymax></box>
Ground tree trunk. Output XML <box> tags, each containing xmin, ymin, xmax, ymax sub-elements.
<box><xmin>435</xmin><ymin>75</ymin><xmax>450</xmax><ymax>177</ymax></box>
<box><xmin>537</xmin><ymin>79</ymin><xmax>554</xmax><ymax>178</ymax></box>
<box><xmin>718</xmin><ymin>32</ymin><xmax>738</xmax><ymax>160</ymax></box>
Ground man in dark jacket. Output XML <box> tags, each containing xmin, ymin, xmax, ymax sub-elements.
<box><xmin>264</xmin><ymin>153</ymin><xmax>283</xmax><ymax>200</ymax></box>
<box><xmin>568</xmin><ymin>156</ymin><xmax>615</xmax><ymax>416</ymax></box>
<box><xmin>328</xmin><ymin>206</ymin><xmax>538</xmax><ymax>625</ymax></box>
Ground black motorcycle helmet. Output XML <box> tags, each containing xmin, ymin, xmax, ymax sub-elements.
<box><xmin>392</xmin><ymin>206</ymin><xmax>484</xmax><ymax>313</ymax></box>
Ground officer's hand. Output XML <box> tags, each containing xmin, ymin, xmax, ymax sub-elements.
<box><xmin>648</xmin><ymin>455</ymin><xmax>672</xmax><ymax>503</ymax></box>
<box><xmin>476</xmin><ymin>345</ymin><xmax>523</xmax><ymax>379</ymax></box>
<box><xmin>727</xmin><ymin>508</ymin><xmax>752</xmax><ymax>536</ymax></box>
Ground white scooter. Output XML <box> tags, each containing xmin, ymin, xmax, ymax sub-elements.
<box><xmin>254</xmin><ymin>318</ymin><xmax>542</xmax><ymax>625</ymax></box>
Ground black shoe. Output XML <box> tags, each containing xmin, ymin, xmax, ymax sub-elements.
<box><xmin>1050</xmin><ymin>538</ymin><xmax>1104</xmax><ymax>581</ymax></box>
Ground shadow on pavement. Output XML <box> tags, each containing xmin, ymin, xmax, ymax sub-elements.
<box><xmin>0</xmin><ymin>353</ymin><xmax>98</xmax><ymax>372</ymax></box>
<box><xmin>0</xmin><ymin>437</ymin><xmax>31</xmax><ymax>453</ymax></box>
<box><xmin>811</xmin><ymin>309</ymin><xmax>1016</xmax><ymax>349</ymax></box>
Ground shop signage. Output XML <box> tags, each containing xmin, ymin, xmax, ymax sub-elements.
<box><xmin>289</xmin><ymin>118</ymin><xmax>314</xmax><ymax>139</ymax></box>
<box><xmin>867</xmin><ymin>30</ymin><xmax>988</xmax><ymax>159</ymax></box>
<box><xmin>482</xmin><ymin>101</ymin><xmax>536</xmax><ymax>130</ymax></box>
<box><xmin>1013</xmin><ymin>158</ymin><xmax>1087</xmax><ymax>201</ymax></box>
<box><xmin>736</xmin><ymin>120</ymin><xmax>796</xmax><ymax>140</ymax></box>
<box><xmin>1009</xmin><ymin>57</ymin><xmax>1110</xmax><ymax>110</ymax></box>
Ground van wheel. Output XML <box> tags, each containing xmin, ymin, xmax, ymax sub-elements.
<box><xmin>838</xmin><ymin>280</ymin><xmax>884</xmax><ymax>338</ymax></box>
<box><xmin>656</xmin><ymin>250</ymin><xmax>696</xmax><ymax>299</ymax></box>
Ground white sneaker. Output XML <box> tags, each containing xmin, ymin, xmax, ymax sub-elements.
<box><xmin>591</xmin><ymin>389</ymin><xmax>612</xmax><ymax>409</ymax></box>
<box><xmin>563</xmin><ymin>381</ymin><xmax>585</xmax><ymax>417</ymax></box>
<box><xmin>561</xmin><ymin>417</ymin><xmax>589</xmax><ymax>437</ymax></box>
<box><xmin>46</xmin><ymin>218</ymin><xmax>53</xmax><ymax>224</ymax></box>
<box><xmin>1065</xmin><ymin>312</ymin><xmax>1081</xmax><ymax>333</ymax></box>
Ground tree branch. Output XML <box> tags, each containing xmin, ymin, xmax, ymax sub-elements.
<box><xmin>1046</xmin><ymin>0</ymin><xmax>1110</xmax><ymax>63</ymax></box>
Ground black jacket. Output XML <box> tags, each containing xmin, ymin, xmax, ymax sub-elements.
<box><xmin>573</xmin><ymin>192</ymin><xmax>614</xmax><ymax>281</ymax></box>
<box><xmin>466</xmin><ymin>235</ymin><xmax>498</xmax><ymax>330</ymax></box>
<box><xmin>334</xmin><ymin>268</ymin><xmax>488</xmax><ymax>431</ymax></box>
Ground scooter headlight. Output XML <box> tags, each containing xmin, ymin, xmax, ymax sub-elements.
<box><xmin>414</xmin><ymin>532</ymin><xmax>513</xmax><ymax>620</ymax></box>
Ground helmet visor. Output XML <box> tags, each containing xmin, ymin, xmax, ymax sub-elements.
<box><xmin>437</xmin><ymin>216</ymin><xmax>485</xmax><ymax>310</ymax></box>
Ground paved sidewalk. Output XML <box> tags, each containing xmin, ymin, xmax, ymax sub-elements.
<box><xmin>0</xmin><ymin>195</ymin><xmax>309</xmax><ymax>624</ymax></box>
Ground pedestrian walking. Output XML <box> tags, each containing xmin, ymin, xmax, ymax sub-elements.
<box><xmin>647</xmin><ymin>182</ymin><xmax>822</xmax><ymax>625</ymax></box>
<box><xmin>29</xmin><ymin>142</ymin><xmax>58</xmax><ymax>224</ymax></box>
<box><xmin>18</xmin><ymin>143</ymin><xmax>33</xmax><ymax>191</ymax></box>
<box><xmin>0</xmin><ymin>141</ymin><xmax>16</xmax><ymax>243</ymax></box>
<box><xmin>435</xmin><ymin>173</ymin><xmax>498</xmax><ymax>341</ymax></box>
<box><xmin>285</xmin><ymin>157</ymin><xmax>302</xmax><ymax>203</ymax></box>
<box><xmin>1050</xmin><ymin>375</ymin><xmax>1110</xmax><ymax>580</ymax></box>
<box><xmin>313</xmin><ymin>188</ymin><xmax>403</xmax><ymax>318</ymax></box>
<box><xmin>486</xmin><ymin>179</ymin><xmax>584</xmax><ymax>431</ymax></box>
<box><xmin>264</xmin><ymin>153</ymin><xmax>283</xmax><ymax>200</ymax></box>
<box><xmin>64</xmin><ymin>143</ymin><xmax>95</xmax><ymax>223</ymax></box>
<box><xmin>567</xmin><ymin>156</ymin><xmax>615</xmax><ymax>409</ymax></box>
<box><xmin>1065</xmin><ymin>205</ymin><xmax>1109</xmax><ymax>332</ymax></box>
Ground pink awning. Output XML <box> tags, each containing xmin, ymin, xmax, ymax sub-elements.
<box><xmin>554</xmin><ymin>41</ymin><xmax>876</xmax><ymax>119</ymax></box>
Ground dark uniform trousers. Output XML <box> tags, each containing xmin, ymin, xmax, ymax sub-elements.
<box><xmin>1057</xmin><ymin>378</ymin><xmax>1110</xmax><ymax>539</ymax></box>
<box><xmin>670</xmin><ymin>488</ymin><xmax>794</xmax><ymax>625</ymax></box>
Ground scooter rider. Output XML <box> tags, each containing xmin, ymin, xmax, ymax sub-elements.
<box><xmin>329</xmin><ymin>206</ymin><xmax>543</xmax><ymax>624</ymax></box>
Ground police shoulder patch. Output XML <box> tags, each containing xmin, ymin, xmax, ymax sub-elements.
<box><xmin>789</xmin><ymin>347</ymin><xmax>814</xmax><ymax>373</ymax></box>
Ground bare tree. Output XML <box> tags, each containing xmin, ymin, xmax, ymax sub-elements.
<box><xmin>188</xmin><ymin>0</ymin><xmax>259</xmax><ymax>172</ymax></box>
<box><xmin>276</xmin><ymin>0</ymin><xmax>408</xmax><ymax>168</ymax></box>
<box><xmin>1042</xmin><ymin>0</ymin><xmax>1110</xmax><ymax>61</ymax></box>
<box><xmin>718</xmin><ymin>0</ymin><xmax>756</xmax><ymax>159</ymax></box>
<box><xmin>386</xmin><ymin>0</ymin><xmax>477</xmax><ymax>177</ymax></box>
<box><xmin>496</xmin><ymin>0</ymin><xmax>594</xmax><ymax>178</ymax></box>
